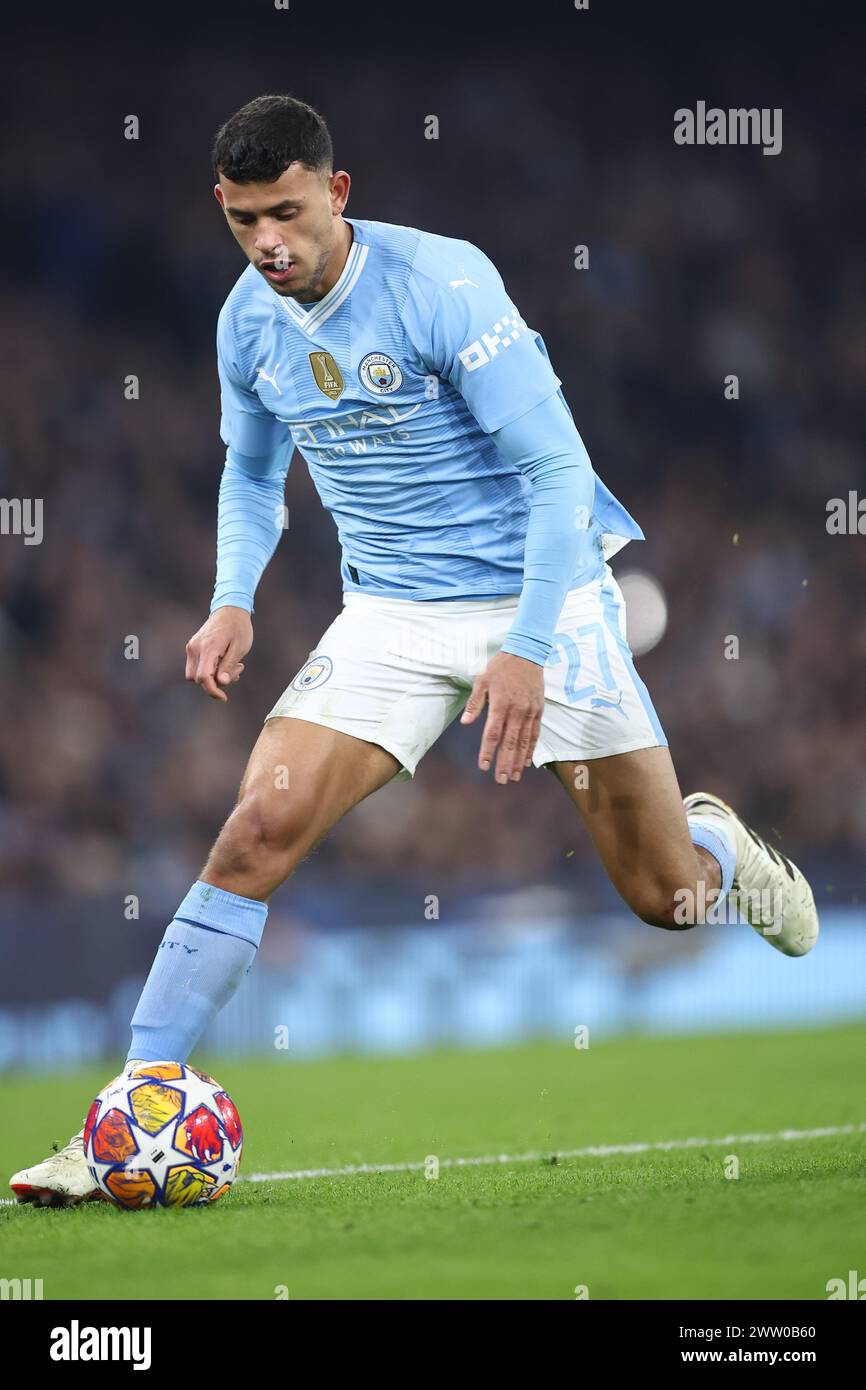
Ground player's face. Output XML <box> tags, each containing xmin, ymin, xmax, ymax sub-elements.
<box><xmin>214</xmin><ymin>164</ymin><xmax>350</xmax><ymax>302</ymax></box>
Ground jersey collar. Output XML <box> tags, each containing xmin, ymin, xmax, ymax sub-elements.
<box><xmin>277</xmin><ymin>220</ymin><xmax>369</xmax><ymax>336</ymax></box>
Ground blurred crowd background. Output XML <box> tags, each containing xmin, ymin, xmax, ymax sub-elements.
<box><xmin>1</xmin><ymin>2</ymin><xmax>864</xmax><ymax>1031</ymax></box>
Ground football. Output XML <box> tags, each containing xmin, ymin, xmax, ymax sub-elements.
<box><xmin>83</xmin><ymin>1061</ymin><xmax>242</xmax><ymax>1209</ymax></box>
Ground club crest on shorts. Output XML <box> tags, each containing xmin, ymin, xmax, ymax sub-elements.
<box><xmin>358</xmin><ymin>351</ymin><xmax>403</xmax><ymax>395</ymax></box>
<box><xmin>291</xmin><ymin>655</ymin><xmax>334</xmax><ymax>691</ymax></box>
<box><xmin>309</xmin><ymin>351</ymin><xmax>345</xmax><ymax>401</ymax></box>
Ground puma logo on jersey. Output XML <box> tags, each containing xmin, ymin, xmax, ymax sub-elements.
<box><xmin>449</xmin><ymin>269</ymin><xmax>479</xmax><ymax>289</ymax></box>
<box><xmin>256</xmin><ymin>363</ymin><xmax>282</xmax><ymax>395</ymax></box>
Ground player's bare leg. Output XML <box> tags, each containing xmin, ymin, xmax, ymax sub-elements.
<box><xmin>552</xmin><ymin>746</ymin><xmax>818</xmax><ymax>953</ymax></box>
<box><xmin>200</xmin><ymin>716</ymin><xmax>400</xmax><ymax>901</ymax></box>
<box><xmin>552</xmin><ymin>746</ymin><xmax>719</xmax><ymax>929</ymax></box>
<box><xmin>9</xmin><ymin>718</ymin><xmax>399</xmax><ymax>1206</ymax></box>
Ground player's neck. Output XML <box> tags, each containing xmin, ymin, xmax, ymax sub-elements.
<box><xmin>310</xmin><ymin>218</ymin><xmax>353</xmax><ymax>302</ymax></box>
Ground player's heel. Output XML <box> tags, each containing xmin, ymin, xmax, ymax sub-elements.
<box><xmin>684</xmin><ymin>791</ymin><xmax>819</xmax><ymax>957</ymax></box>
<box><xmin>9</xmin><ymin>1126</ymin><xmax>99</xmax><ymax>1207</ymax></box>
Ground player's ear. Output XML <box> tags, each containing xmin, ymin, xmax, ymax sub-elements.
<box><xmin>329</xmin><ymin>170</ymin><xmax>350</xmax><ymax>215</ymax></box>
<box><xmin>214</xmin><ymin>183</ymin><xmax>226</xmax><ymax>210</ymax></box>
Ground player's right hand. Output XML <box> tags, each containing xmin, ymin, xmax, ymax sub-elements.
<box><xmin>185</xmin><ymin>606</ymin><xmax>253</xmax><ymax>702</ymax></box>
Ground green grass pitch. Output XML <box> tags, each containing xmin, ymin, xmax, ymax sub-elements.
<box><xmin>1</xmin><ymin>1024</ymin><xmax>864</xmax><ymax>1300</ymax></box>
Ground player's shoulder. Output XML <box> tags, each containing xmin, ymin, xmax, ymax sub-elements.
<box><xmin>218</xmin><ymin>262</ymin><xmax>269</xmax><ymax>324</ymax></box>
<box><xmin>216</xmin><ymin>264</ymin><xmax>275</xmax><ymax>372</ymax></box>
<box><xmin>411</xmin><ymin>226</ymin><xmax>500</xmax><ymax>294</ymax></box>
<box><xmin>354</xmin><ymin>218</ymin><xmax>501</xmax><ymax>299</ymax></box>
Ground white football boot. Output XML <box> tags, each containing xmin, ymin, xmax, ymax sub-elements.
<box><xmin>684</xmin><ymin>791</ymin><xmax>819</xmax><ymax>957</ymax></box>
<box><xmin>9</xmin><ymin>1126</ymin><xmax>99</xmax><ymax>1207</ymax></box>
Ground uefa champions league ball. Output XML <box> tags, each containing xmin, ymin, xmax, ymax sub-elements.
<box><xmin>83</xmin><ymin>1060</ymin><xmax>243</xmax><ymax>1209</ymax></box>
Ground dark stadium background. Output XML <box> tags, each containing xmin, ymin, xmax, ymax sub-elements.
<box><xmin>1</xmin><ymin>1</ymin><xmax>864</xmax><ymax>1059</ymax></box>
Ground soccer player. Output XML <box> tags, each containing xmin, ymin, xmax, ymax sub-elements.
<box><xmin>11</xmin><ymin>95</ymin><xmax>818</xmax><ymax>1205</ymax></box>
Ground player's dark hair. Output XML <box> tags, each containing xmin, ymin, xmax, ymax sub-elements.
<box><xmin>212</xmin><ymin>95</ymin><xmax>333</xmax><ymax>183</ymax></box>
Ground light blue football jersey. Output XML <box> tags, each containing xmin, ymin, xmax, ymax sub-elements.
<box><xmin>217</xmin><ymin>217</ymin><xmax>643</xmax><ymax>600</ymax></box>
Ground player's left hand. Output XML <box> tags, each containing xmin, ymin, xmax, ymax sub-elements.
<box><xmin>461</xmin><ymin>651</ymin><xmax>545</xmax><ymax>784</ymax></box>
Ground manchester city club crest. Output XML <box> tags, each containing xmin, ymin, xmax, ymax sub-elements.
<box><xmin>358</xmin><ymin>351</ymin><xmax>403</xmax><ymax>395</ymax></box>
<box><xmin>290</xmin><ymin>655</ymin><xmax>334</xmax><ymax>691</ymax></box>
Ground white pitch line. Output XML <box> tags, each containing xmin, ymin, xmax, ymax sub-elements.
<box><xmin>244</xmin><ymin>1121</ymin><xmax>866</xmax><ymax>1184</ymax></box>
<box><xmin>1</xmin><ymin>1124</ymin><xmax>860</xmax><ymax>1204</ymax></box>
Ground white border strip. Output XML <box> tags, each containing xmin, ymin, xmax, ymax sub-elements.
<box><xmin>277</xmin><ymin>241</ymin><xmax>369</xmax><ymax>336</ymax></box>
<box><xmin>304</xmin><ymin>244</ymin><xmax>368</xmax><ymax>332</ymax></box>
<box><xmin>244</xmin><ymin>1121</ymin><xmax>866</xmax><ymax>1184</ymax></box>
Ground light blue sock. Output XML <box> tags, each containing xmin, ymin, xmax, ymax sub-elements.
<box><xmin>687</xmin><ymin>818</ymin><xmax>736</xmax><ymax>913</ymax></box>
<box><xmin>127</xmin><ymin>880</ymin><xmax>268</xmax><ymax>1064</ymax></box>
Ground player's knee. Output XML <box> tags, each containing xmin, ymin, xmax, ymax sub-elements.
<box><xmin>210</xmin><ymin>791</ymin><xmax>310</xmax><ymax>877</ymax></box>
<box><xmin>628</xmin><ymin>881</ymin><xmax>692</xmax><ymax>932</ymax></box>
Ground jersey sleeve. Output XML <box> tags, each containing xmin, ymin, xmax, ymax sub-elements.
<box><xmin>491</xmin><ymin>393</ymin><xmax>598</xmax><ymax>665</ymax></box>
<box><xmin>403</xmin><ymin>243</ymin><xmax>563</xmax><ymax>434</ymax></box>
<box><xmin>217</xmin><ymin>305</ymin><xmax>291</xmax><ymax>457</ymax></box>
<box><xmin>210</xmin><ymin>450</ymin><xmax>291</xmax><ymax>615</ymax></box>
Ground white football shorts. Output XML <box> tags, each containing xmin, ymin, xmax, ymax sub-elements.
<box><xmin>265</xmin><ymin>563</ymin><xmax>668</xmax><ymax>780</ymax></box>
